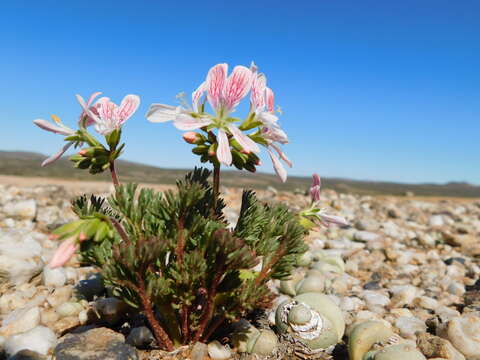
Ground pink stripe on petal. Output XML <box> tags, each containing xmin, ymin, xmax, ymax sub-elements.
<box><xmin>86</xmin><ymin>92</ymin><xmax>102</xmax><ymax>107</ymax></box>
<box><xmin>266</xmin><ymin>87</ymin><xmax>275</xmax><ymax>112</ymax></box>
<box><xmin>227</xmin><ymin>124</ymin><xmax>260</xmax><ymax>153</ymax></box>
<box><xmin>223</xmin><ymin>66</ymin><xmax>253</xmax><ymax>111</ymax></box>
<box><xmin>312</xmin><ymin>173</ymin><xmax>321</xmax><ymax>187</ymax></box>
<box><xmin>117</xmin><ymin>94</ymin><xmax>140</xmax><ymax>124</ymax></box>
<box><xmin>267</xmin><ymin>148</ymin><xmax>287</xmax><ymax>182</ymax></box>
<box><xmin>192</xmin><ymin>81</ymin><xmax>206</xmax><ymax>112</ymax></box>
<box><xmin>251</xmin><ymin>73</ymin><xmax>267</xmax><ymax>111</ymax></box>
<box><xmin>173</xmin><ymin>114</ymin><xmax>212</xmax><ymax>130</ymax></box>
<box><xmin>33</xmin><ymin>119</ymin><xmax>74</xmax><ymax>136</ymax></box>
<box><xmin>146</xmin><ymin>104</ymin><xmax>178</xmax><ymax>123</ymax></box>
<box><xmin>270</xmin><ymin>143</ymin><xmax>292</xmax><ymax>167</ymax></box>
<box><xmin>216</xmin><ymin>129</ymin><xmax>232</xmax><ymax>165</ymax></box>
<box><xmin>206</xmin><ymin>63</ymin><xmax>228</xmax><ymax>111</ymax></box>
<box><xmin>48</xmin><ymin>238</ymin><xmax>78</xmax><ymax>268</ymax></box>
<box><xmin>41</xmin><ymin>142</ymin><xmax>74</xmax><ymax>167</ymax></box>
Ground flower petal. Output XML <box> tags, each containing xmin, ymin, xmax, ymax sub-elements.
<box><xmin>49</xmin><ymin>237</ymin><xmax>78</xmax><ymax>268</ymax></box>
<box><xmin>267</xmin><ymin>148</ymin><xmax>287</xmax><ymax>182</ymax></box>
<box><xmin>312</xmin><ymin>173</ymin><xmax>321</xmax><ymax>187</ymax></box>
<box><xmin>206</xmin><ymin>63</ymin><xmax>228</xmax><ymax>111</ymax></box>
<box><xmin>173</xmin><ymin>114</ymin><xmax>212</xmax><ymax>130</ymax></box>
<box><xmin>270</xmin><ymin>143</ymin><xmax>292</xmax><ymax>167</ymax></box>
<box><xmin>86</xmin><ymin>91</ymin><xmax>102</xmax><ymax>108</ymax></box>
<box><xmin>266</xmin><ymin>87</ymin><xmax>275</xmax><ymax>113</ymax></box>
<box><xmin>192</xmin><ymin>81</ymin><xmax>207</xmax><ymax>112</ymax></box>
<box><xmin>251</xmin><ymin>73</ymin><xmax>267</xmax><ymax>111</ymax></box>
<box><xmin>76</xmin><ymin>94</ymin><xmax>100</xmax><ymax>123</ymax></box>
<box><xmin>33</xmin><ymin>119</ymin><xmax>74</xmax><ymax>136</ymax></box>
<box><xmin>223</xmin><ymin>66</ymin><xmax>253</xmax><ymax>111</ymax></box>
<box><xmin>146</xmin><ymin>104</ymin><xmax>179</xmax><ymax>123</ymax></box>
<box><xmin>216</xmin><ymin>129</ymin><xmax>232</xmax><ymax>165</ymax></box>
<box><xmin>41</xmin><ymin>141</ymin><xmax>74</xmax><ymax>167</ymax></box>
<box><xmin>117</xmin><ymin>94</ymin><xmax>140</xmax><ymax>124</ymax></box>
<box><xmin>227</xmin><ymin>124</ymin><xmax>260</xmax><ymax>153</ymax></box>
<box><xmin>318</xmin><ymin>213</ymin><xmax>349</xmax><ymax>227</ymax></box>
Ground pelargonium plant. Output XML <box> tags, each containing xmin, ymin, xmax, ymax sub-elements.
<box><xmin>33</xmin><ymin>62</ymin><xmax>347</xmax><ymax>351</ymax></box>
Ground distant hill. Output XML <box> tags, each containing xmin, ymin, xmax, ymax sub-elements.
<box><xmin>1</xmin><ymin>151</ymin><xmax>479</xmax><ymax>198</ymax></box>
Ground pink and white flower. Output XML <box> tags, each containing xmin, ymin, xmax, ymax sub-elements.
<box><xmin>77</xmin><ymin>94</ymin><xmax>140</xmax><ymax>135</ymax></box>
<box><xmin>303</xmin><ymin>174</ymin><xmax>349</xmax><ymax>228</ymax></box>
<box><xmin>250</xmin><ymin>66</ymin><xmax>292</xmax><ymax>182</ymax></box>
<box><xmin>33</xmin><ymin>92</ymin><xmax>105</xmax><ymax>166</ymax></box>
<box><xmin>146</xmin><ymin>63</ymin><xmax>260</xmax><ymax>166</ymax></box>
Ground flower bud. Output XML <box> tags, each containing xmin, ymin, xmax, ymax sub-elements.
<box><xmin>79</xmin><ymin>149</ymin><xmax>88</xmax><ymax>156</ymax></box>
<box><xmin>182</xmin><ymin>131</ymin><xmax>205</xmax><ymax>145</ymax></box>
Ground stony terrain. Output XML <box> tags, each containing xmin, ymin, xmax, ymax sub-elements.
<box><xmin>0</xmin><ymin>176</ymin><xmax>479</xmax><ymax>359</ymax></box>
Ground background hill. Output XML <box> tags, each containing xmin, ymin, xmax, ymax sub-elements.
<box><xmin>1</xmin><ymin>151</ymin><xmax>479</xmax><ymax>197</ymax></box>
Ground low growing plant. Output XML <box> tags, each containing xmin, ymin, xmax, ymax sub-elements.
<box><xmin>33</xmin><ymin>62</ymin><xmax>347</xmax><ymax>350</ymax></box>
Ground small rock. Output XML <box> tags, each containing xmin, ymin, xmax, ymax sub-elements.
<box><xmin>54</xmin><ymin>327</ymin><xmax>137</xmax><ymax>360</ymax></box>
<box><xmin>9</xmin><ymin>349</ymin><xmax>47</xmax><ymax>360</ymax></box>
<box><xmin>395</xmin><ymin>316</ymin><xmax>426</xmax><ymax>339</ymax></box>
<box><xmin>4</xmin><ymin>326</ymin><xmax>57</xmax><ymax>356</ymax></box>
<box><xmin>56</xmin><ymin>302</ymin><xmax>83</xmax><ymax>318</ymax></box>
<box><xmin>47</xmin><ymin>286</ymin><xmax>73</xmax><ymax>308</ymax></box>
<box><xmin>207</xmin><ymin>340</ymin><xmax>232</xmax><ymax>360</ymax></box>
<box><xmin>0</xmin><ymin>307</ymin><xmax>41</xmax><ymax>338</ymax></box>
<box><xmin>42</xmin><ymin>266</ymin><xmax>66</xmax><ymax>287</ymax></box>
<box><xmin>126</xmin><ymin>327</ymin><xmax>153</xmax><ymax>348</ymax></box>
<box><xmin>190</xmin><ymin>342</ymin><xmax>208</xmax><ymax>360</ymax></box>
<box><xmin>94</xmin><ymin>298</ymin><xmax>129</xmax><ymax>326</ymax></box>
<box><xmin>416</xmin><ymin>332</ymin><xmax>465</xmax><ymax>360</ymax></box>
<box><xmin>354</xmin><ymin>231</ymin><xmax>380</xmax><ymax>243</ymax></box>
<box><xmin>3</xmin><ymin>200</ymin><xmax>37</xmax><ymax>220</ymax></box>
<box><xmin>429</xmin><ymin>215</ymin><xmax>444</xmax><ymax>227</ymax></box>
<box><xmin>75</xmin><ymin>273</ymin><xmax>104</xmax><ymax>300</ymax></box>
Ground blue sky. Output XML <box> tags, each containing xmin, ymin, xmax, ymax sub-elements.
<box><xmin>1</xmin><ymin>0</ymin><xmax>479</xmax><ymax>184</ymax></box>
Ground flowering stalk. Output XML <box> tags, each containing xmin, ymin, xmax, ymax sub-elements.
<box><xmin>299</xmin><ymin>173</ymin><xmax>349</xmax><ymax>230</ymax></box>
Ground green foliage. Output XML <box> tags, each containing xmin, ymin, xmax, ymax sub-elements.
<box><xmin>69</xmin><ymin>167</ymin><xmax>307</xmax><ymax>349</ymax></box>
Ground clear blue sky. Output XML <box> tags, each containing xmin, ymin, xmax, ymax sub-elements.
<box><xmin>1</xmin><ymin>0</ymin><xmax>479</xmax><ymax>184</ymax></box>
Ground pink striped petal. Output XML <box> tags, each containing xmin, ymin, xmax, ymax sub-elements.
<box><xmin>146</xmin><ymin>104</ymin><xmax>178</xmax><ymax>123</ymax></box>
<box><xmin>312</xmin><ymin>173</ymin><xmax>321</xmax><ymax>187</ymax></box>
<box><xmin>49</xmin><ymin>237</ymin><xmax>78</xmax><ymax>268</ymax></box>
<box><xmin>251</xmin><ymin>73</ymin><xmax>267</xmax><ymax>111</ymax></box>
<box><xmin>33</xmin><ymin>119</ymin><xmax>74</xmax><ymax>136</ymax></box>
<box><xmin>266</xmin><ymin>87</ymin><xmax>275</xmax><ymax>112</ymax></box>
<box><xmin>216</xmin><ymin>129</ymin><xmax>232</xmax><ymax>165</ymax></box>
<box><xmin>76</xmin><ymin>94</ymin><xmax>100</xmax><ymax>123</ymax></box>
<box><xmin>41</xmin><ymin>142</ymin><xmax>74</xmax><ymax>167</ymax></box>
<box><xmin>117</xmin><ymin>94</ymin><xmax>140</xmax><ymax>124</ymax></box>
<box><xmin>206</xmin><ymin>63</ymin><xmax>228</xmax><ymax>111</ymax></box>
<box><xmin>173</xmin><ymin>114</ymin><xmax>212</xmax><ymax>130</ymax></box>
<box><xmin>310</xmin><ymin>173</ymin><xmax>321</xmax><ymax>202</ymax></box>
<box><xmin>223</xmin><ymin>66</ymin><xmax>253</xmax><ymax>111</ymax></box>
<box><xmin>192</xmin><ymin>81</ymin><xmax>207</xmax><ymax>112</ymax></box>
<box><xmin>267</xmin><ymin>148</ymin><xmax>287</xmax><ymax>182</ymax></box>
<box><xmin>270</xmin><ymin>143</ymin><xmax>292</xmax><ymax>167</ymax></box>
<box><xmin>227</xmin><ymin>124</ymin><xmax>260</xmax><ymax>153</ymax></box>
<box><xmin>318</xmin><ymin>213</ymin><xmax>349</xmax><ymax>227</ymax></box>
<box><xmin>86</xmin><ymin>91</ymin><xmax>102</xmax><ymax>107</ymax></box>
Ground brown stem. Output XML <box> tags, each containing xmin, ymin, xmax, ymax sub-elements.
<box><xmin>109</xmin><ymin>161</ymin><xmax>120</xmax><ymax>187</ymax></box>
<box><xmin>201</xmin><ymin>315</ymin><xmax>226</xmax><ymax>342</ymax></box>
<box><xmin>137</xmin><ymin>276</ymin><xmax>174</xmax><ymax>351</ymax></box>
<box><xmin>192</xmin><ymin>270</ymin><xmax>224</xmax><ymax>342</ymax></box>
<box><xmin>181</xmin><ymin>304</ymin><xmax>190</xmax><ymax>343</ymax></box>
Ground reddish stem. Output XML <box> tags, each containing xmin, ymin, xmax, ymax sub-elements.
<box><xmin>109</xmin><ymin>161</ymin><xmax>120</xmax><ymax>187</ymax></box>
<box><xmin>137</xmin><ymin>276</ymin><xmax>174</xmax><ymax>351</ymax></box>
<box><xmin>201</xmin><ymin>315</ymin><xmax>226</xmax><ymax>342</ymax></box>
<box><xmin>192</xmin><ymin>270</ymin><xmax>223</xmax><ymax>342</ymax></box>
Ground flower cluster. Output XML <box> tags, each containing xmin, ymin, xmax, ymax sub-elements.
<box><xmin>146</xmin><ymin>62</ymin><xmax>292</xmax><ymax>181</ymax></box>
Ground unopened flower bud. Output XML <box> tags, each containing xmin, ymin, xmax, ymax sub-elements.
<box><xmin>183</xmin><ymin>132</ymin><xmax>198</xmax><ymax>144</ymax></box>
<box><xmin>79</xmin><ymin>149</ymin><xmax>88</xmax><ymax>156</ymax></box>
<box><xmin>183</xmin><ymin>131</ymin><xmax>206</xmax><ymax>145</ymax></box>
<box><xmin>240</xmin><ymin>149</ymin><xmax>251</xmax><ymax>155</ymax></box>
